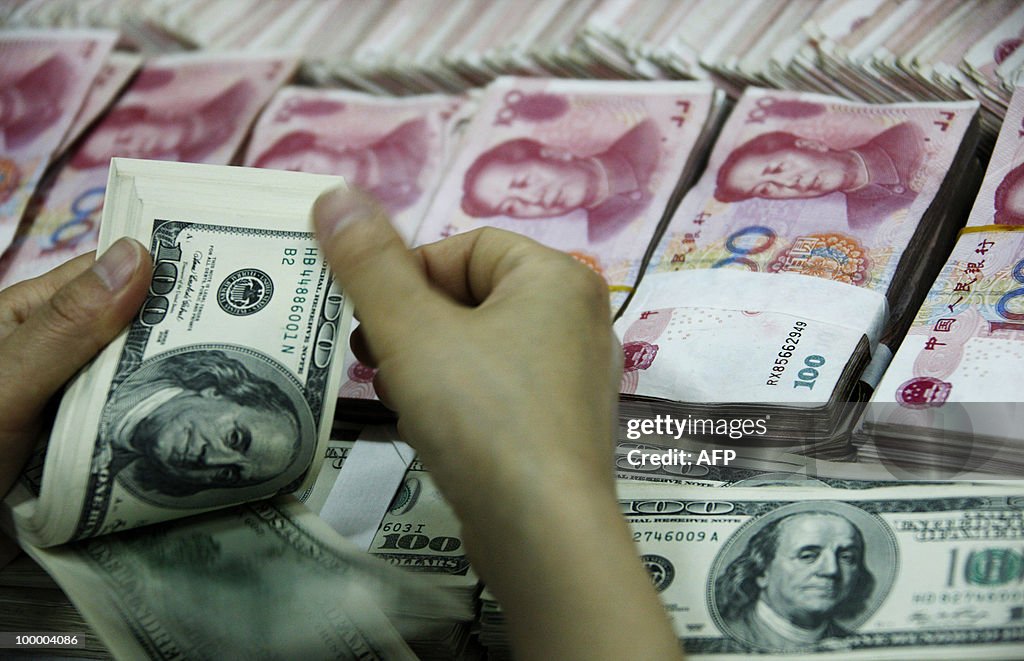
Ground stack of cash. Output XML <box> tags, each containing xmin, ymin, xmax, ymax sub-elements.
<box><xmin>234</xmin><ymin>77</ymin><xmax>726</xmax><ymax>416</ymax></box>
<box><xmin>854</xmin><ymin>86</ymin><xmax>1024</xmax><ymax>475</ymax></box>
<box><xmin>3</xmin><ymin>7</ymin><xmax>1024</xmax><ymax>659</ymax></box>
<box><xmin>7</xmin><ymin>159</ymin><xmax>351</xmax><ymax>546</ymax></box>
<box><xmin>6</xmin><ymin>1</ymin><xmax>1021</xmax><ymax>149</ymax></box>
<box><xmin>0</xmin><ymin>160</ymin><xmax>473</xmax><ymax>659</ymax></box>
<box><xmin>304</xmin><ymin>439</ymin><xmax>482</xmax><ymax>660</ymax></box>
<box><xmin>614</xmin><ymin>87</ymin><xmax>981</xmax><ymax>454</ymax></box>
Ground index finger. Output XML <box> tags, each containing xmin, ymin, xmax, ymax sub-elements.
<box><xmin>312</xmin><ymin>188</ymin><xmax>449</xmax><ymax>359</ymax></box>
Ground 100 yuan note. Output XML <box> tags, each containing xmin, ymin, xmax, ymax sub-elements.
<box><xmin>55</xmin><ymin>51</ymin><xmax>143</xmax><ymax>157</ymax></box>
<box><xmin>6</xmin><ymin>159</ymin><xmax>353</xmax><ymax>546</ymax></box>
<box><xmin>624</xmin><ymin>88</ymin><xmax>978</xmax><ymax>406</ymax></box>
<box><xmin>0</xmin><ymin>51</ymin><xmax>297</xmax><ymax>290</ymax></box>
<box><xmin>245</xmin><ymin>86</ymin><xmax>469</xmax><ymax>244</ymax></box>
<box><xmin>647</xmin><ymin>87</ymin><xmax>976</xmax><ymax>292</ymax></box>
<box><xmin>0</xmin><ymin>29</ymin><xmax>117</xmax><ymax>256</ymax></box>
<box><xmin>415</xmin><ymin>76</ymin><xmax>720</xmax><ymax>309</ymax></box>
<box><xmin>619</xmin><ymin>482</ymin><xmax>1024</xmax><ymax>659</ymax></box>
<box><xmin>861</xmin><ymin>226</ymin><xmax>1024</xmax><ymax>440</ymax></box>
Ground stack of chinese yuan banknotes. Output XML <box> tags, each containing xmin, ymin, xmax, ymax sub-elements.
<box><xmin>855</xmin><ymin>86</ymin><xmax>1024</xmax><ymax>475</ymax></box>
<box><xmin>21</xmin><ymin>0</ymin><xmax>1018</xmax><ymax>151</ymax></box>
<box><xmin>614</xmin><ymin>87</ymin><xmax>981</xmax><ymax>455</ymax></box>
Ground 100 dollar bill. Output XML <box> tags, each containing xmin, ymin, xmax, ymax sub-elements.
<box><xmin>619</xmin><ymin>483</ymin><xmax>1024</xmax><ymax>659</ymax></box>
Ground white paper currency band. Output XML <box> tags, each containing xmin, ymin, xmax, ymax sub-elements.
<box><xmin>319</xmin><ymin>430</ymin><xmax>415</xmax><ymax>551</ymax></box>
<box><xmin>624</xmin><ymin>270</ymin><xmax>889</xmax><ymax>347</ymax></box>
<box><xmin>859</xmin><ymin>343</ymin><xmax>894</xmax><ymax>390</ymax></box>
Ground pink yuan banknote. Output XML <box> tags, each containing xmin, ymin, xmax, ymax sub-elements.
<box><xmin>965</xmin><ymin>85</ymin><xmax>1024</xmax><ymax>228</ymax></box>
<box><xmin>0</xmin><ymin>52</ymin><xmax>297</xmax><ymax>289</ymax></box>
<box><xmin>0</xmin><ymin>30</ymin><xmax>117</xmax><ymax>258</ymax></box>
<box><xmin>871</xmin><ymin>228</ymin><xmax>1024</xmax><ymax>411</ymax></box>
<box><xmin>56</xmin><ymin>52</ymin><xmax>143</xmax><ymax>157</ymax></box>
<box><xmin>246</xmin><ymin>87</ymin><xmax>468</xmax><ymax>243</ymax></box>
<box><xmin>647</xmin><ymin>88</ymin><xmax>978</xmax><ymax>294</ymax></box>
<box><xmin>415</xmin><ymin>77</ymin><xmax>718</xmax><ymax>301</ymax></box>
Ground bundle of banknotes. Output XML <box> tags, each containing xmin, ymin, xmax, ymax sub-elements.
<box><xmin>304</xmin><ymin>438</ymin><xmax>481</xmax><ymax>660</ymax></box>
<box><xmin>614</xmin><ymin>86</ymin><xmax>981</xmax><ymax>454</ymax></box>
<box><xmin>0</xmin><ymin>430</ymin><xmax>482</xmax><ymax>660</ymax></box>
<box><xmin>854</xmin><ymin>86</ymin><xmax>1024</xmax><ymax>475</ymax></box>
<box><xmin>271</xmin><ymin>76</ymin><xmax>725</xmax><ymax>415</ymax></box>
<box><xmin>4</xmin><ymin>0</ymin><xmax>1021</xmax><ymax>152</ymax></box>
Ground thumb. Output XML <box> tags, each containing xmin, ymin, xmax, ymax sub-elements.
<box><xmin>0</xmin><ymin>237</ymin><xmax>152</xmax><ymax>428</ymax></box>
<box><xmin>313</xmin><ymin>187</ymin><xmax>446</xmax><ymax>361</ymax></box>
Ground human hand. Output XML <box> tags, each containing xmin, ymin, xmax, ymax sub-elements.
<box><xmin>313</xmin><ymin>188</ymin><xmax>621</xmax><ymax>521</ymax></box>
<box><xmin>0</xmin><ymin>239</ymin><xmax>152</xmax><ymax>497</ymax></box>
<box><xmin>314</xmin><ymin>188</ymin><xmax>682</xmax><ymax>660</ymax></box>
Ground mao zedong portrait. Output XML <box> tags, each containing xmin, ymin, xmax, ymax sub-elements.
<box><xmin>101</xmin><ymin>350</ymin><xmax>304</xmax><ymax>503</ymax></box>
<box><xmin>714</xmin><ymin>122</ymin><xmax>925</xmax><ymax>230</ymax></box>
<box><xmin>0</xmin><ymin>53</ymin><xmax>73</xmax><ymax>152</ymax></box>
<box><xmin>69</xmin><ymin>78</ymin><xmax>255</xmax><ymax>170</ymax></box>
<box><xmin>251</xmin><ymin>117</ymin><xmax>430</xmax><ymax>214</ymax></box>
<box><xmin>460</xmin><ymin>119</ymin><xmax>660</xmax><ymax>242</ymax></box>
<box><xmin>714</xmin><ymin>511</ymin><xmax>875</xmax><ymax>651</ymax></box>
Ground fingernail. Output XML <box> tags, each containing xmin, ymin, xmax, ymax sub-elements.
<box><xmin>313</xmin><ymin>187</ymin><xmax>375</xmax><ymax>241</ymax></box>
<box><xmin>92</xmin><ymin>237</ymin><xmax>142</xmax><ymax>292</ymax></box>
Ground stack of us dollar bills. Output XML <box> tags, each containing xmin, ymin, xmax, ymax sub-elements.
<box><xmin>1</xmin><ymin>159</ymin><xmax>467</xmax><ymax>660</ymax></box>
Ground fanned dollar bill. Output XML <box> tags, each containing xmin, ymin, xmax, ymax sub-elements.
<box><xmin>24</xmin><ymin>499</ymin><xmax>425</xmax><ymax>660</ymax></box>
<box><xmin>5</xmin><ymin>158</ymin><xmax>353</xmax><ymax>547</ymax></box>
